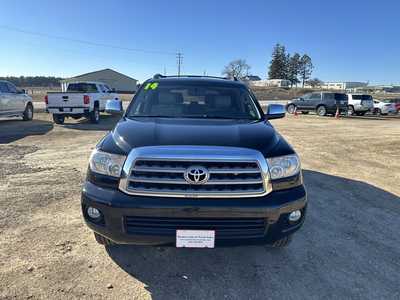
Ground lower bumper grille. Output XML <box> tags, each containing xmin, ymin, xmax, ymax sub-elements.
<box><xmin>125</xmin><ymin>216</ymin><xmax>267</xmax><ymax>239</ymax></box>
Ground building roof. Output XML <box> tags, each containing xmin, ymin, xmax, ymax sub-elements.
<box><xmin>61</xmin><ymin>68</ymin><xmax>137</xmax><ymax>82</ymax></box>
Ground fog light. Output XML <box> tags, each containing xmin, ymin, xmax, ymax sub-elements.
<box><xmin>288</xmin><ymin>210</ymin><xmax>302</xmax><ymax>222</ymax></box>
<box><xmin>87</xmin><ymin>207</ymin><xmax>101</xmax><ymax>219</ymax></box>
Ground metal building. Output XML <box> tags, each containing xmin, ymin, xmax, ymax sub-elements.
<box><xmin>61</xmin><ymin>68</ymin><xmax>138</xmax><ymax>93</ymax></box>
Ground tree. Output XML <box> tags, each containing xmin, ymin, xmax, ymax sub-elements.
<box><xmin>222</xmin><ymin>59</ymin><xmax>251</xmax><ymax>79</ymax></box>
<box><xmin>287</xmin><ymin>53</ymin><xmax>301</xmax><ymax>87</ymax></box>
<box><xmin>299</xmin><ymin>54</ymin><xmax>313</xmax><ymax>87</ymax></box>
<box><xmin>268</xmin><ymin>43</ymin><xmax>289</xmax><ymax>80</ymax></box>
<box><xmin>306</xmin><ymin>78</ymin><xmax>323</xmax><ymax>88</ymax></box>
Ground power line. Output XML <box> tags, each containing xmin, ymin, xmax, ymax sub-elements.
<box><xmin>0</xmin><ymin>25</ymin><xmax>176</xmax><ymax>56</ymax></box>
<box><xmin>176</xmin><ymin>52</ymin><xmax>183</xmax><ymax>76</ymax></box>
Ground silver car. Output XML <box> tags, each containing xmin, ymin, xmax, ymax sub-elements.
<box><xmin>0</xmin><ymin>80</ymin><xmax>33</xmax><ymax>120</ymax></box>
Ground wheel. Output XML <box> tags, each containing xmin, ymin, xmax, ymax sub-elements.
<box><xmin>22</xmin><ymin>103</ymin><xmax>33</xmax><ymax>121</ymax></box>
<box><xmin>301</xmin><ymin>111</ymin><xmax>309</xmax><ymax>114</ymax></box>
<box><xmin>286</xmin><ymin>104</ymin><xmax>296</xmax><ymax>114</ymax></box>
<box><xmin>374</xmin><ymin>108</ymin><xmax>381</xmax><ymax>115</ymax></box>
<box><xmin>270</xmin><ymin>235</ymin><xmax>292</xmax><ymax>248</ymax></box>
<box><xmin>94</xmin><ymin>232</ymin><xmax>114</xmax><ymax>246</ymax></box>
<box><xmin>89</xmin><ymin>105</ymin><xmax>100</xmax><ymax>124</ymax></box>
<box><xmin>52</xmin><ymin>114</ymin><xmax>65</xmax><ymax>124</ymax></box>
<box><xmin>348</xmin><ymin>105</ymin><xmax>355</xmax><ymax>115</ymax></box>
<box><xmin>316</xmin><ymin>105</ymin><xmax>327</xmax><ymax>116</ymax></box>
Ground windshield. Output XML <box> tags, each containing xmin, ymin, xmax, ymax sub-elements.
<box><xmin>126</xmin><ymin>82</ymin><xmax>261</xmax><ymax>120</ymax></box>
<box><xmin>67</xmin><ymin>83</ymin><xmax>98</xmax><ymax>93</ymax></box>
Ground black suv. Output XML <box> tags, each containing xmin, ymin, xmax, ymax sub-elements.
<box><xmin>286</xmin><ymin>91</ymin><xmax>348</xmax><ymax>116</ymax></box>
<box><xmin>81</xmin><ymin>75</ymin><xmax>307</xmax><ymax>248</ymax></box>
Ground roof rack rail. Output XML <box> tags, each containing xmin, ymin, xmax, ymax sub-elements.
<box><xmin>152</xmin><ymin>74</ymin><xmax>239</xmax><ymax>81</ymax></box>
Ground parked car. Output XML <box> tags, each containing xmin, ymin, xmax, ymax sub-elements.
<box><xmin>0</xmin><ymin>80</ymin><xmax>34</xmax><ymax>121</ymax></box>
<box><xmin>46</xmin><ymin>81</ymin><xmax>120</xmax><ymax>124</ymax></box>
<box><xmin>347</xmin><ymin>94</ymin><xmax>374</xmax><ymax>116</ymax></box>
<box><xmin>81</xmin><ymin>75</ymin><xmax>307</xmax><ymax>249</ymax></box>
<box><xmin>286</xmin><ymin>91</ymin><xmax>348</xmax><ymax>116</ymax></box>
<box><xmin>373</xmin><ymin>99</ymin><xmax>397</xmax><ymax>115</ymax></box>
<box><xmin>379</xmin><ymin>98</ymin><xmax>400</xmax><ymax>113</ymax></box>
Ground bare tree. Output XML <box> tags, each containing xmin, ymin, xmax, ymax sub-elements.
<box><xmin>222</xmin><ymin>59</ymin><xmax>251</xmax><ymax>79</ymax></box>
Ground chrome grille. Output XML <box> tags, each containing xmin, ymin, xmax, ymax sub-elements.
<box><xmin>119</xmin><ymin>146</ymin><xmax>270</xmax><ymax>198</ymax></box>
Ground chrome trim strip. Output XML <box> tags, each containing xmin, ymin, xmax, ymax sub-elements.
<box><xmin>119</xmin><ymin>146</ymin><xmax>271</xmax><ymax>198</ymax></box>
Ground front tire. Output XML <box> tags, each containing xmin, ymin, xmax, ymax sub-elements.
<box><xmin>316</xmin><ymin>105</ymin><xmax>327</xmax><ymax>116</ymax></box>
<box><xmin>22</xmin><ymin>103</ymin><xmax>33</xmax><ymax>121</ymax></box>
<box><xmin>271</xmin><ymin>235</ymin><xmax>292</xmax><ymax>248</ymax></box>
<box><xmin>94</xmin><ymin>232</ymin><xmax>114</xmax><ymax>246</ymax></box>
<box><xmin>89</xmin><ymin>105</ymin><xmax>100</xmax><ymax>124</ymax></box>
<box><xmin>287</xmin><ymin>104</ymin><xmax>296</xmax><ymax>114</ymax></box>
<box><xmin>348</xmin><ymin>105</ymin><xmax>355</xmax><ymax>115</ymax></box>
<box><xmin>52</xmin><ymin>114</ymin><xmax>65</xmax><ymax>124</ymax></box>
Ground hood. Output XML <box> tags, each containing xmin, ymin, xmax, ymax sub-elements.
<box><xmin>106</xmin><ymin>117</ymin><xmax>282</xmax><ymax>156</ymax></box>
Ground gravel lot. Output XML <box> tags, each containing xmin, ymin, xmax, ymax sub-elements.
<box><xmin>0</xmin><ymin>112</ymin><xmax>399</xmax><ymax>299</ymax></box>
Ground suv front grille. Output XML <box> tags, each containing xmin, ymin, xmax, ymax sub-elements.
<box><xmin>119</xmin><ymin>146</ymin><xmax>270</xmax><ymax>198</ymax></box>
<box><xmin>125</xmin><ymin>216</ymin><xmax>267</xmax><ymax>239</ymax></box>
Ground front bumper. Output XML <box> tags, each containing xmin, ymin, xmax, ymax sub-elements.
<box><xmin>81</xmin><ymin>181</ymin><xmax>307</xmax><ymax>246</ymax></box>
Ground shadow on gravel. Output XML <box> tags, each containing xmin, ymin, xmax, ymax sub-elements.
<box><xmin>61</xmin><ymin>114</ymin><xmax>119</xmax><ymax>131</ymax></box>
<box><xmin>0</xmin><ymin>119</ymin><xmax>53</xmax><ymax>144</ymax></box>
<box><xmin>105</xmin><ymin>170</ymin><xmax>400</xmax><ymax>299</ymax></box>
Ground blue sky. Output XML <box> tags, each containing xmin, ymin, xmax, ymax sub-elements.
<box><xmin>0</xmin><ymin>0</ymin><xmax>399</xmax><ymax>84</ymax></box>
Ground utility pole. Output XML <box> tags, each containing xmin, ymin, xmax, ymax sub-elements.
<box><xmin>163</xmin><ymin>66</ymin><xmax>167</xmax><ymax>76</ymax></box>
<box><xmin>176</xmin><ymin>52</ymin><xmax>183</xmax><ymax>76</ymax></box>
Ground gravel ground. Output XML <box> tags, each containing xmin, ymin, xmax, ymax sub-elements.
<box><xmin>0</xmin><ymin>112</ymin><xmax>399</xmax><ymax>300</ymax></box>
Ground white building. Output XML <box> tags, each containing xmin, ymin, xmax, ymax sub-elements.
<box><xmin>319</xmin><ymin>81</ymin><xmax>368</xmax><ymax>90</ymax></box>
<box><xmin>251</xmin><ymin>79</ymin><xmax>291</xmax><ymax>88</ymax></box>
<box><xmin>61</xmin><ymin>68</ymin><xmax>138</xmax><ymax>93</ymax></box>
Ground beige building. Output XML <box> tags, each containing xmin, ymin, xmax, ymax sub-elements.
<box><xmin>61</xmin><ymin>68</ymin><xmax>138</xmax><ymax>93</ymax></box>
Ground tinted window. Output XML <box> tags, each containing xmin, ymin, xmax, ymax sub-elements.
<box><xmin>67</xmin><ymin>83</ymin><xmax>98</xmax><ymax>93</ymax></box>
<box><xmin>361</xmin><ymin>95</ymin><xmax>372</xmax><ymax>100</ymax></box>
<box><xmin>334</xmin><ymin>93</ymin><xmax>348</xmax><ymax>100</ymax></box>
<box><xmin>323</xmin><ymin>93</ymin><xmax>334</xmax><ymax>100</ymax></box>
<box><xmin>6</xmin><ymin>83</ymin><xmax>17</xmax><ymax>93</ymax></box>
<box><xmin>352</xmin><ymin>95</ymin><xmax>362</xmax><ymax>100</ymax></box>
<box><xmin>0</xmin><ymin>82</ymin><xmax>9</xmax><ymax>93</ymax></box>
<box><xmin>310</xmin><ymin>93</ymin><xmax>321</xmax><ymax>100</ymax></box>
<box><xmin>127</xmin><ymin>82</ymin><xmax>261</xmax><ymax>120</ymax></box>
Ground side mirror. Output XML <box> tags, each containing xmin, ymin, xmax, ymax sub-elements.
<box><xmin>265</xmin><ymin>104</ymin><xmax>285</xmax><ymax>120</ymax></box>
<box><xmin>105</xmin><ymin>99</ymin><xmax>123</xmax><ymax>115</ymax></box>
<box><xmin>19</xmin><ymin>89</ymin><xmax>26</xmax><ymax>94</ymax></box>
<box><xmin>299</xmin><ymin>97</ymin><xmax>304</xmax><ymax>101</ymax></box>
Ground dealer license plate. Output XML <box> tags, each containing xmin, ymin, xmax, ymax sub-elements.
<box><xmin>176</xmin><ymin>230</ymin><xmax>215</xmax><ymax>248</ymax></box>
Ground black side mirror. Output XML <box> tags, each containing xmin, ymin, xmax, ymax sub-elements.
<box><xmin>265</xmin><ymin>104</ymin><xmax>286</xmax><ymax>120</ymax></box>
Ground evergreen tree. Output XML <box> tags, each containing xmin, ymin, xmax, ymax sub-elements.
<box><xmin>299</xmin><ymin>54</ymin><xmax>313</xmax><ymax>87</ymax></box>
<box><xmin>268</xmin><ymin>44</ymin><xmax>289</xmax><ymax>79</ymax></box>
<box><xmin>287</xmin><ymin>53</ymin><xmax>301</xmax><ymax>87</ymax></box>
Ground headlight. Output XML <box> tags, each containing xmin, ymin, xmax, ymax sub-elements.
<box><xmin>89</xmin><ymin>149</ymin><xmax>126</xmax><ymax>178</ymax></box>
<box><xmin>266</xmin><ymin>154</ymin><xmax>300</xmax><ymax>180</ymax></box>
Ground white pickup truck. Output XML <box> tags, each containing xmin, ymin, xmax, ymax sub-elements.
<box><xmin>46</xmin><ymin>81</ymin><xmax>120</xmax><ymax>124</ymax></box>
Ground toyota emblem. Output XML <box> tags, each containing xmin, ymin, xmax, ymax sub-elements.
<box><xmin>184</xmin><ymin>166</ymin><xmax>209</xmax><ymax>185</ymax></box>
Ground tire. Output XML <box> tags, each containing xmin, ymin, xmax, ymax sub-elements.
<box><xmin>316</xmin><ymin>105</ymin><xmax>327</xmax><ymax>116</ymax></box>
<box><xmin>22</xmin><ymin>103</ymin><xmax>33</xmax><ymax>121</ymax></box>
<box><xmin>374</xmin><ymin>108</ymin><xmax>381</xmax><ymax>115</ymax></box>
<box><xmin>348</xmin><ymin>105</ymin><xmax>355</xmax><ymax>115</ymax></box>
<box><xmin>52</xmin><ymin>114</ymin><xmax>65</xmax><ymax>124</ymax></box>
<box><xmin>287</xmin><ymin>104</ymin><xmax>296</xmax><ymax>114</ymax></box>
<box><xmin>271</xmin><ymin>235</ymin><xmax>292</xmax><ymax>248</ymax></box>
<box><xmin>301</xmin><ymin>111</ymin><xmax>309</xmax><ymax>114</ymax></box>
<box><xmin>89</xmin><ymin>104</ymin><xmax>100</xmax><ymax>124</ymax></box>
<box><xmin>94</xmin><ymin>232</ymin><xmax>114</xmax><ymax>246</ymax></box>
